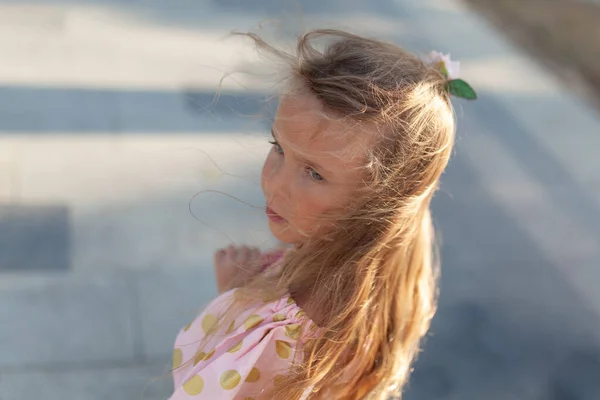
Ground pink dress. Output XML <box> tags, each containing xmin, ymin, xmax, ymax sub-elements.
<box><xmin>169</xmin><ymin>251</ymin><xmax>316</xmax><ymax>399</ymax></box>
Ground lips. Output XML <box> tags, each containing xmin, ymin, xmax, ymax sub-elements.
<box><xmin>266</xmin><ymin>206</ymin><xmax>286</xmax><ymax>223</ymax></box>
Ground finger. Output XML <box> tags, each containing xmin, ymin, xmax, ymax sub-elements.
<box><xmin>236</xmin><ymin>247</ymin><xmax>251</xmax><ymax>264</ymax></box>
<box><xmin>214</xmin><ymin>248</ymin><xmax>226</xmax><ymax>261</ymax></box>
<box><xmin>244</xmin><ymin>247</ymin><xmax>256</xmax><ymax>264</ymax></box>
<box><xmin>226</xmin><ymin>245</ymin><xmax>237</xmax><ymax>259</ymax></box>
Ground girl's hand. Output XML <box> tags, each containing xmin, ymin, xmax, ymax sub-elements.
<box><xmin>214</xmin><ymin>245</ymin><xmax>261</xmax><ymax>294</ymax></box>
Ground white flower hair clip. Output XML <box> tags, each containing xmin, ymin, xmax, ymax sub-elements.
<box><xmin>427</xmin><ymin>51</ymin><xmax>477</xmax><ymax>100</ymax></box>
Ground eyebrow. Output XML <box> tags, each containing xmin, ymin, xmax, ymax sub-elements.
<box><xmin>271</xmin><ymin>128</ymin><xmax>331</xmax><ymax>175</ymax></box>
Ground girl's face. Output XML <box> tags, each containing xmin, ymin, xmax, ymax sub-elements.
<box><xmin>261</xmin><ymin>94</ymin><xmax>370</xmax><ymax>244</ymax></box>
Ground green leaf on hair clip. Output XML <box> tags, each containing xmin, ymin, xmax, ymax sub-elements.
<box><xmin>448</xmin><ymin>79</ymin><xmax>477</xmax><ymax>100</ymax></box>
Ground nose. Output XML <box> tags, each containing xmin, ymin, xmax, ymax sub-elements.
<box><xmin>263</xmin><ymin>159</ymin><xmax>291</xmax><ymax>205</ymax></box>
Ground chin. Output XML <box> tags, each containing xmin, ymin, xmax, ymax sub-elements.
<box><xmin>268</xmin><ymin>220</ymin><xmax>298</xmax><ymax>244</ymax></box>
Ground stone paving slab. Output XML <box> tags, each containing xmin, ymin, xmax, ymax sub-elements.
<box><xmin>420</xmin><ymin>164</ymin><xmax>600</xmax><ymax>399</ymax></box>
<box><xmin>0</xmin><ymin>133</ymin><xmax>275</xmax><ymax>273</ymax></box>
<box><xmin>0</xmin><ymin>204</ymin><xmax>70</xmax><ymax>271</ymax></box>
<box><xmin>0</xmin><ymin>273</ymin><xmax>135</xmax><ymax>368</ymax></box>
<box><xmin>496</xmin><ymin>92</ymin><xmax>600</xmax><ymax>186</ymax></box>
<box><xmin>0</xmin><ymin>362</ymin><xmax>173</xmax><ymax>400</ymax></box>
<box><xmin>0</xmin><ymin>2</ymin><xmax>265</xmax><ymax>91</ymax></box>
<box><xmin>0</xmin><ymin>86</ymin><xmax>269</xmax><ymax>133</ymax></box>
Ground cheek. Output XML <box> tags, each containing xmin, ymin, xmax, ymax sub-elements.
<box><xmin>293</xmin><ymin>189</ymin><xmax>337</xmax><ymax>226</ymax></box>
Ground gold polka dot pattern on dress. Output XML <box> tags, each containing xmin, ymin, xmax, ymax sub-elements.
<box><xmin>172</xmin><ymin>348</ymin><xmax>183</xmax><ymax>369</ymax></box>
<box><xmin>226</xmin><ymin>320</ymin><xmax>236</xmax><ymax>334</ymax></box>
<box><xmin>245</xmin><ymin>367</ymin><xmax>261</xmax><ymax>383</ymax></box>
<box><xmin>295</xmin><ymin>310</ymin><xmax>306</xmax><ymax>319</ymax></box>
<box><xmin>220</xmin><ymin>370</ymin><xmax>242</xmax><ymax>390</ymax></box>
<box><xmin>183</xmin><ymin>322</ymin><xmax>192</xmax><ymax>332</ymax></box>
<box><xmin>183</xmin><ymin>375</ymin><xmax>204</xmax><ymax>395</ymax></box>
<box><xmin>273</xmin><ymin>313</ymin><xmax>286</xmax><ymax>322</ymax></box>
<box><xmin>193</xmin><ymin>351</ymin><xmax>206</xmax><ymax>365</ymax></box>
<box><xmin>227</xmin><ymin>340</ymin><xmax>243</xmax><ymax>353</ymax></box>
<box><xmin>244</xmin><ymin>314</ymin><xmax>264</xmax><ymax>331</ymax></box>
<box><xmin>274</xmin><ymin>374</ymin><xmax>287</xmax><ymax>387</ymax></box>
<box><xmin>287</xmin><ymin>296</ymin><xmax>294</xmax><ymax>305</ymax></box>
<box><xmin>285</xmin><ymin>324</ymin><xmax>301</xmax><ymax>340</ymax></box>
<box><xmin>275</xmin><ymin>340</ymin><xmax>292</xmax><ymax>359</ymax></box>
<box><xmin>260</xmin><ymin>292</ymin><xmax>273</xmax><ymax>303</ymax></box>
<box><xmin>202</xmin><ymin>314</ymin><xmax>218</xmax><ymax>334</ymax></box>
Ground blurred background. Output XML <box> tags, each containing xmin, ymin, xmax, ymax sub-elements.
<box><xmin>0</xmin><ymin>0</ymin><xmax>599</xmax><ymax>399</ymax></box>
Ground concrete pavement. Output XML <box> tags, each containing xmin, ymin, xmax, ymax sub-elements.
<box><xmin>1</xmin><ymin>0</ymin><xmax>599</xmax><ymax>399</ymax></box>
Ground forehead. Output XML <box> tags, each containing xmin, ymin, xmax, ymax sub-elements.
<box><xmin>273</xmin><ymin>94</ymin><xmax>372</xmax><ymax>174</ymax></box>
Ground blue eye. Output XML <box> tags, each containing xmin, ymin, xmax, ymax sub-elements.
<box><xmin>268</xmin><ymin>140</ymin><xmax>284</xmax><ymax>155</ymax></box>
<box><xmin>307</xmin><ymin>167</ymin><xmax>324</xmax><ymax>182</ymax></box>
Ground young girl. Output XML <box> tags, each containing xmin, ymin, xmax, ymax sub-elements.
<box><xmin>169</xmin><ymin>29</ymin><xmax>475</xmax><ymax>400</ymax></box>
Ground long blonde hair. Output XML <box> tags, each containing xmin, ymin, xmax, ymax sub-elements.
<box><xmin>215</xmin><ymin>29</ymin><xmax>454</xmax><ymax>399</ymax></box>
